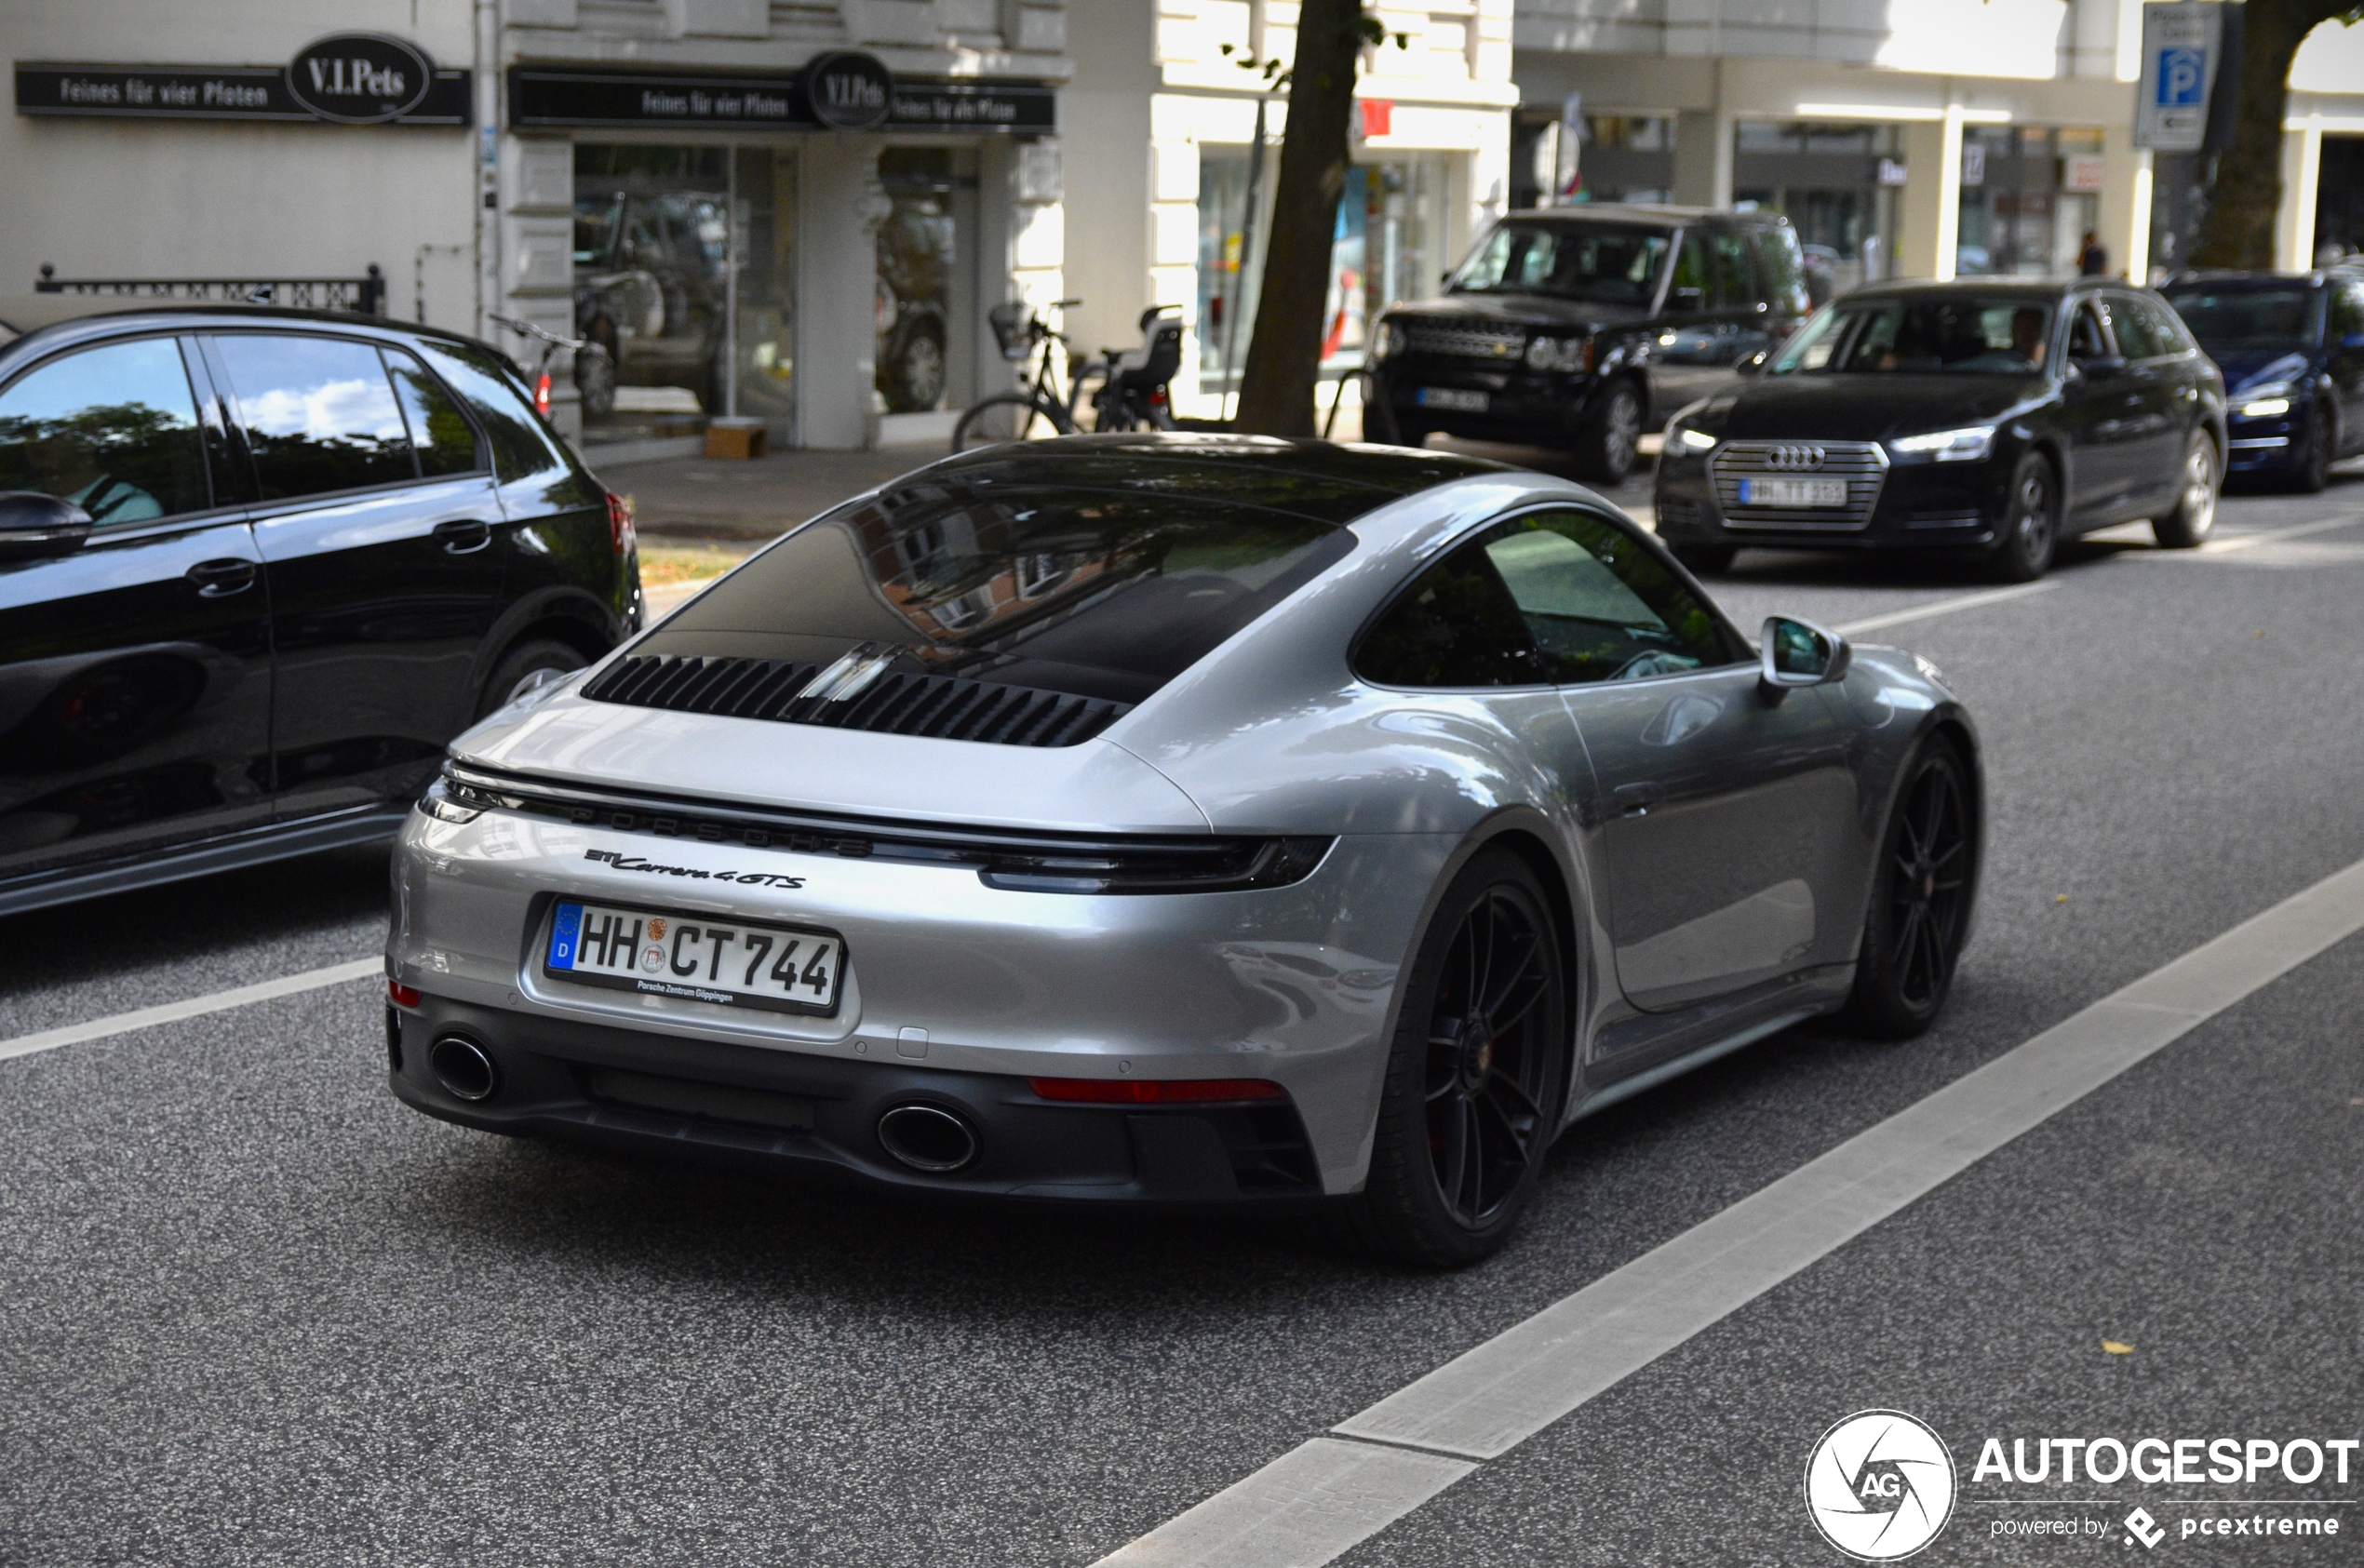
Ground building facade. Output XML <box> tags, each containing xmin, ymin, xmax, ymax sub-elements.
<box><xmin>6</xmin><ymin>2</ymin><xmax>1073</xmax><ymax>453</ymax></box>
<box><xmin>1510</xmin><ymin>0</ymin><xmax>2364</xmax><ymax>294</ymax></box>
<box><xmin>1061</xmin><ymin>2</ymin><xmax>1517</xmax><ymax>421</ymax></box>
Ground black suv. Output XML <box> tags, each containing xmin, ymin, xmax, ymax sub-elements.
<box><xmin>0</xmin><ymin>305</ymin><xmax>640</xmax><ymax>916</ymax></box>
<box><xmin>1368</xmin><ymin>205</ymin><xmax>1813</xmax><ymax>480</ymax></box>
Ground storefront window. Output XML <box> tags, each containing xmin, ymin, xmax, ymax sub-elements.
<box><xmin>1510</xmin><ymin>114</ymin><xmax>1674</xmax><ymax>208</ymax></box>
<box><xmin>1732</xmin><ymin>122</ymin><xmax>1903</xmax><ymax>299</ymax></box>
<box><xmin>1956</xmin><ymin>127</ymin><xmax>2101</xmax><ymax>278</ymax></box>
<box><xmin>875</xmin><ymin>147</ymin><xmax>979</xmax><ymax>419</ymax></box>
<box><xmin>573</xmin><ymin>146</ymin><xmax>730</xmax><ymax>441</ymax></box>
<box><xmin>732</xmin><ymin>147</ymin><xmax>797</xmax><ymax>435</ymax></box>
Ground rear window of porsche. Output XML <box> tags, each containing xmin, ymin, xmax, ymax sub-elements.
<box><xmin>658</xmin><ymin>488</ymin><xmax>1355</xmax><ymax>704</ymax></box>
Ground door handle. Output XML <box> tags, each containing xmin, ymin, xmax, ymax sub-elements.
<box><xmin>1613</xmin><ymin>783</ymin><xmax>1665</xmax><ymax>819</ymax></box>
<box><xmin>185</xmin><ymin>557</ymin><xmax>258</xmax><ymax>596</ymax></box>
<box><xmin>433</xmin><ymin>518</ymin><xmax>493</xmax><ymax>555</ymax></box>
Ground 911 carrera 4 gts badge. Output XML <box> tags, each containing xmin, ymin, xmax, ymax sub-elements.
<box><xmin>582</xmin><ymin>848</ymin><xmax>806</xmax><ymax>889</ymax></box>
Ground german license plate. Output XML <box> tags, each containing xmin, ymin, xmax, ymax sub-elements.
<box><xmin>544</xmin><ymin>899</ymin><xmax>845</xmax><ymax>1015</ymax></box>
<box><xmin>1416</xmin><ymin>387</ymin><xmax>1488</xmax><ymax>412</ymax></box>
<box><xmin>1739</xmin><ymin>476</ymin><xmax>1847</xmax><ymax>507</ymax></box>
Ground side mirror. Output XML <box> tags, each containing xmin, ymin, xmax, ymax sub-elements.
<box><xmin>1760</xmin><ymin>615</ymin><xmax>1851</xmax><ymax>700</ymax></box>
<box><xmin>1737</xmin><ymin>349</ymin><xmax>1769</xmax><ymax>376</ymax></box>
<box><xmin>0</xmin><ymin>491</ymin><xmax>94</xmax><ymax>562</ymax></box>
<box><xmin>1667</xmin><ymin>286</ymin><xmax>1706</xmax><ymax>314</ymax></box>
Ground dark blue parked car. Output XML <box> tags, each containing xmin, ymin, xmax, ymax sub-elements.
<box><xmin>2161</xmin><ymin>271</ymin><xmax>2364</xmax><ymax>491</ymax></box>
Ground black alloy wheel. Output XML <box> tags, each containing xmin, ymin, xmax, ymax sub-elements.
<box><xmin>1342</xmin><ymin>847</ymin><xmax>1566</xmax><ymax>1266</ymax></box>
<box><xmin>2151</xmin><ymin>430</ymin><xmax>2219</xmax><ymax>548</ymax></box>
<box><xmin>2292</xmin><ymin>407</ymin><xmax>2333</xmax><ymax>494</ymax></box>
<box><xmin>1987</xmin><ymin>453</ymin><xmax>2056</xmax><ymax>582</ymax></box>
<box><xmin>1840</xmin><ymin>739</ymin><xmax>1976</xmax><ymax>1039</ymax></box>
<box><xmin>1576</xmin><ymin>381</ymin><xmax>1643</xmax><ymax>483</ymax></box>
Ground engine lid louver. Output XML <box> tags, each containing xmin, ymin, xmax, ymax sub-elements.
<box><xmin>579</xmin><ymin>654</ymin><xmax>1133</xmax><ymax>748</ymax></box>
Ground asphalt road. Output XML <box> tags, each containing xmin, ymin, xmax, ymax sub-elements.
<box><xmin>4</xmin><ymin>462</ymin><xmax>2361</xmax><ymax>1567</ymax></box>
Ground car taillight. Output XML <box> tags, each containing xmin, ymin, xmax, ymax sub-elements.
<box><xmin>388</xmin><ymin>981</ymin><xmax>422</xmax><ymax>1008</ymax></box>
<box><xmin>534</xmin><ymin>371</ymin><xmax>552</xmax><ymax>417</ymax></box>
<box><xmin>1028</xmin><ymin>1077</ymin><xmax>1287</xmax><ymax>1105</ymax></box>
<box><xmin>606</xmin><ymin>490</ymin><xmax>635</xmax><ymax>555</ymax></box>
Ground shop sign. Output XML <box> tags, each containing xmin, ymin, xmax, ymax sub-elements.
<box><xmin>284</xmin><ymin>34</ymin><xmax>433</xmax><ymax>124</ymax></box>
<box><xmin>804</xmin><ymin>51</ymin><xmax>891</xmax><ymax>130</ymax></box>
<box><xmin>1960</xmin><ymin>142</ymin><xmax>1986</xmax><ymax>188</ymax></box>
<box><xmin>14</xmin><ymin>39</ymin><xmax>468</xmax><ymax>126</ymax></box>
<box><xmin>1875</xmin><ymin>157</ymin><xmax>1909</xmax><ymax>186</ymax></box>
<box><xmin>2062</xmin><ymin>154</ymin><xmax>2107</xmax><ymax>193</ymax></box>
<box><xmin>507</xmin><ymin>64</ymin><xmax>1055</xmax><ymax>134</ymax></box>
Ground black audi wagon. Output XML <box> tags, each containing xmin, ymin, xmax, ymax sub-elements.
<box><xmin>1367</xmin><ymin>205</ymin><xmax>1814</xmax><ymax>482</ymax></box>
<box><xmin>1651</xmin><ymin>278</ymin><xmax>2226</xmax><ymax>581</ymax></box>
<box><xmin>0</xmin><ymin>304</ymin><xmax>640</xmax><ymax>916</ymax></box>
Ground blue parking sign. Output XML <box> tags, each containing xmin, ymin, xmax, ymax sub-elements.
<box><xmin>2156</xmin><ymin>46</ymin><xmax>2206</xmax><ymax>107</ymax></box>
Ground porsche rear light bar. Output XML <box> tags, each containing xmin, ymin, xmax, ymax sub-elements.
<box><xmin>1028</xmin><ymin>1077</ymin><xmax>1288</xmax><ymax>1105</ymax></box>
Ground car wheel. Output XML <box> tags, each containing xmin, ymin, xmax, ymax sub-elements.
<box><xmin>1986</xmin><ymin>452</ymin><xmax>2057</xmax><ymax>582</ymax></box>
<box><xmin>1668</xmin><ymin>542</ymin><xmax>1736</xmax><ymax>575</ymax></box>
<box><xmin>1838</xmin><ymin>737</ymin><xmax>1976</xmax><ymax>1040</ymax></box>
<box><xmin>1343</xmin><ymin>846</ymin><xmax>1567</xmax><ymax>1267</ymax></box>
<box><xmin>2151</xmin><ymin>430</ymin><xmax>2219</xmax><ymax>548</ymax></box>
<box><xmin>1574</xmin><ymin>381</ymin><xmax>1642</xmax><ymax>483</ymax></box>
<box><xmin>477</xmin><ymin>638</ymin><xmax>587</xmax><ymax>721</ymax></box>
<box><xmin>2290</xmin><ymin>407</ymin><xmax>2332</xmax><ymax>494</ymax></box>
<box><xmin>895</xmin><ymin>329</ymin><xmax>947</xmax><ymax>412</ymax></box>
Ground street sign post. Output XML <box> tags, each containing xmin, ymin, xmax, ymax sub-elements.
<box><xmin>2133</xmin><ymin>1</ymin><xmax>2223</xmax><ymax>152</ymax></box>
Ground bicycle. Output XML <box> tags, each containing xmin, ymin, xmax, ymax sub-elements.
<box><xmin>489</xmin><ymin>313</ymin><xmax>614</xmax><ymax>422</ymax></box>
<box><xmin>951</xmin><ymin>300</ymin><xmax>1182</xmax><ymax>452</ymax></box>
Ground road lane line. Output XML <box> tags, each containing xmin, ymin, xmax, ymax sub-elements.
<box><xmin>1095</xmin><ymin>853</ymin><xmax>2364</xmax><ymax>1564</ymax></box>
<box><xmin>1834</xmin><ymin>580</ymin><xmax>2057</xmax><ymax>637</ymax></box>
<box><xmin>0</xmin><ymin>958</ymin><xmax>383</xmax><ymax>1065</ymax></box>
<box><xmin>2196</xmin><ymin>513</ymin><xmax>2364</xmax><ymax>555</ymax></box>
<box><xmin>1093</xmin><ymin>1440</ymin><xmax>1473</xmax><ymax>1568</ymax></box>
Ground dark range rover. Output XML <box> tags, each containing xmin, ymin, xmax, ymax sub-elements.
<box><xmin>0</xmin><ymin>304</ymin><xmax>640</xmax><ymax>916</ymax></box>
<box><xmin>1367</xmin><ymin>205</ymin><xmax>1813</xmax><ymax>480</ymax></box>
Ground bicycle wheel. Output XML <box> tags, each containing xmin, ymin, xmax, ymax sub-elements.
<box><xmin>951</xmin><ymin>394</ymin><xmax>1070</xmax><ymax>452</ymax></box>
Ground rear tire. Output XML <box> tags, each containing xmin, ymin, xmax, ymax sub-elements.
<box><xmin>951</xmin><ymin>393</ymin><xmax>1071</xmax><ymax>452</ymax></box>
<box><xmin>2289</xmin><ymin>407</ymin><xmax>2332</xmax><ymax>494</ymax></box>
<box><xmin>1985</xmin><ymin>452</ymin><xmax>2057</xmax><ymax>582</ymax></box>
<box><xmin>477</xmin><ymin>638</ymin><xmax>587</xmax><ymax>721</ymax></box>
<box><xmin>1338</xmin><ymin>847</ymin><xmax>1567</xmax><ymax>1268</ymax></box>
<box><xmin>2150</xmin><ymin>430</ymin><xmax>2219</xmax><ymax>548</ymax></box>
<box><xmin>1838</xmin><ymin>738</ymin><xmax>1976</xmax><ymax>1039</ymax></box>
<box><xmin>1573</xmin><ymin>381</ymin><xmax>1642</xmax><ymax>483</ymax></box>
<box><xmin>1668</xmin><ymin>542</ymin><xmax>1736</xmax><ymax>575</ymax></box>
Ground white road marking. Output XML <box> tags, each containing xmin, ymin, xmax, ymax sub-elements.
<box><xmin>0</xmin><ymin>958</ymin><xmax>383</xmax><ymax>1065</ymax></box>
<box><xmin>1094</xmin><ymin>852</ymin><xmax>2364</xmax><ymax>1564</ymax></box>
<box><xmin>1093</xmin><ymin>1440</ymin><xmax>1473</xmax><ymax>1568</ymax></box>
<box><xmin>2194</xmin><ymin>513</ymin><xmax>2364</xmax><ymax>556</ymax></box>
<box><xmin>1834</xmin><ymin>580</ymin><xmax>2058</xmax><ymax>637</ymax></box>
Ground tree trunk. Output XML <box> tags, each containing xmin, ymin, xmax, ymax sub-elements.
<box><xmin>2190</xmin><ymin>0</ymin><xmax>2343</xmax><ymax>269</ymax></box>
<box><xmin>1230</xmin><ymin>0</ymin><xmax>1363</xmax><ymax>436</ymax></box>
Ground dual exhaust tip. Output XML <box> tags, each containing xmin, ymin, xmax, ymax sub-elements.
<box><xmin>428</xmin><ymin>1035</ymin><xmax>979</xmax><ymax>1174</ymax></box>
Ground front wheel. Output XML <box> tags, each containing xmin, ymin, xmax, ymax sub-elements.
<box><xmin>2151</xmin><ymin>430</ymin><xmax>2219</xmax><ymax>548</ymax></box>
<box><xmin>1573</xmin><ymin>381</ymin><xmax>1642</xmax><ymax>483</ymax></box>
<box><xmin>477</xmin><ymin>638</ymin><xmax>588</xmax><ymax>721</ymax></box>
<box><xmin>2289</xmin><ymin>407</ymin><xmax>2332</xmax><ymax>494</ymax></box>
<box><xmin>950</xmin><ymin>393</ymin><xmax>1072</xmax><ymax>452</ymax></box>
<box><xmin>1838</xmin><ymin>738</ymin><xmax>1976</xmax><ymax>1039</ymax></box>
<box><xmin>1986</xmin><ymin>452</ymin><xmax>2057</xmax><ymax>582</ymax></box>
<box><xmin>1340</xmin><ymin>847</ymin><xmax>1567</xmax><ymax>1267</ymax></box>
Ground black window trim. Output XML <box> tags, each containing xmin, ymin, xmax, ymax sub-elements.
<box><xmin>195</xmin><ymin>326</ymin><xmax>493</xmax><ymax>512</ymax></box>
<box><xmin>0</xmin><ymin>326</ymin><xmax>228</xmax><ymax>530</ymax></box>
<box><xmin>1350</xmin><ymin>499</ymin><xmax>1753</xmax><ymax>693</ymax></box>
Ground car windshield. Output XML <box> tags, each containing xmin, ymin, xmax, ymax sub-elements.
<box><xmin>1770</xmin><ymin>297</ymin><xmax>2055</xmax><ymax>374</ymax></box>
<box><xmin>2160</xmin><ymin>287</ymin><xmax>2320</xmax><ymax>353</ymax></box>
<box><xmin>1447</xmin><ymin>221</ymin><xmax>1673</xmax><ymax>305</ymax></box>
<box><xmin>665</xmin><ymin>486</ymin><xmax>1355</xmax><ymax>704</ymax></box>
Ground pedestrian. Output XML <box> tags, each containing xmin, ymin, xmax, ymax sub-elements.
<box><xmin>2076</xmin><ymin>230</ymin><xmax>2109</xmax><ymax>276</ymax></box>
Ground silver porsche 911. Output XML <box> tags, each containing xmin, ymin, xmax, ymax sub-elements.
<box><xmin>387</xmin><ymin>435</ymin><xmax>1981</xmax><ymax>1265</ymax></box>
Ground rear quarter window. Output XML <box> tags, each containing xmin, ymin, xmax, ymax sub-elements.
<box><xmin>412</xmin><ymin>339</ymin><xmax>569</xmax><ymax>485</ymax></box>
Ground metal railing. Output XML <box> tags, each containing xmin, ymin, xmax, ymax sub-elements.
<box><xmin>34</xmin><ymin>262</ymin><xmax>386</xmax><ymax>315</ymax></box>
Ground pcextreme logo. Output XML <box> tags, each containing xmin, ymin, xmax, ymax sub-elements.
<box><xmin>1806</xmin><ymin>1410</ymin><xmax>1959</xmax><ymax>1561</ymax></box>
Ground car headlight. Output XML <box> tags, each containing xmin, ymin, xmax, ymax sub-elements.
<box><xmin>1376</xmin><ymin>318</ymin><xmax>1406</xmax><ymax>360</ymax></box>
<box><xmin>1524</xmin><ymin>334</ymin><xmax>1592</xmax><ymax>374</ymax></box>
<box><xmin>1672</xmin><ymin>424</ymin><xmax>1719</xmax><ymax>453</ymax></box>
<box><xmin>417</xmin><ymin>778</ymin><xmax>486</xmax><ymax>824</ymax></box>
<box><xmin>2236</xmin><ymin>383</ymin><xmax>2293</xmax><ymax>419</ymax></box>
<box><xmin>1888</xmin><ymin>424</ymin><xmax>1996</xmax><ymax>462</ymax></box>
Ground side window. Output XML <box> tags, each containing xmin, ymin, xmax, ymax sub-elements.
<box><xmin>1667</xmin><ymin>235</ymin><xmax>1709</xmax><ymax>310</ymax></box>
<box><xmin>412</xmin><ymin>339</ymin><xmax>567</xmax><ymax>484</ymax></box>
<box><xmin>212</xmin><ymin>334</ymin><xmax>412</xmax><ymax>500</ymax></box>
<box><xmin>1481</xmin><ymin>511</ymin><xmax>1739</xmax><ymax>684</ymax></box>
<box><xmin>0</xmin><ymin>337</ymin><xmax>209</xmax><ymax>523</ymax></box>
<box><xmin>383</xmin><ymin>348</ymin><xmax>484</xmax><ymax>477</ymax></box>
<box><xmin>1753</xmin><ymin>227</ymin><xmax>1812</xmax><ymax>315</ymax></box>
<box><xmin>2068</xmin><ymin>302</ymin><xmax>2111</xmax><ymax>363</ymax></box>
<box><xmin>1709</xmin><ymin>232</ymin><xmax>1759</xmax><ymax>310</ymax></box>
<box><xmin>1354</xmin><ymin>541</ymin><xmax>1545</xmax><ymax>689</ymax></box>
<box><xmin>2333</xmin><ymin>284</ymin><xmax>2364</xmax><ymax>338</ymax></box>
<box><xmin>2133</xmin><ymin>297</ymin><xmax>2192</xmax><ymax>356</ymax></box>
<box><xmin>2104</xmin><ymin>296</ymin><xmax>2164</xmax><ymax>360</ymax></box>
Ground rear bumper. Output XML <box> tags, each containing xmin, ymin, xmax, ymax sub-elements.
<box><xmin>387</xmin><ymin>997</ymin><xmax>1322</xmax><ymax>1203</ymax></box>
